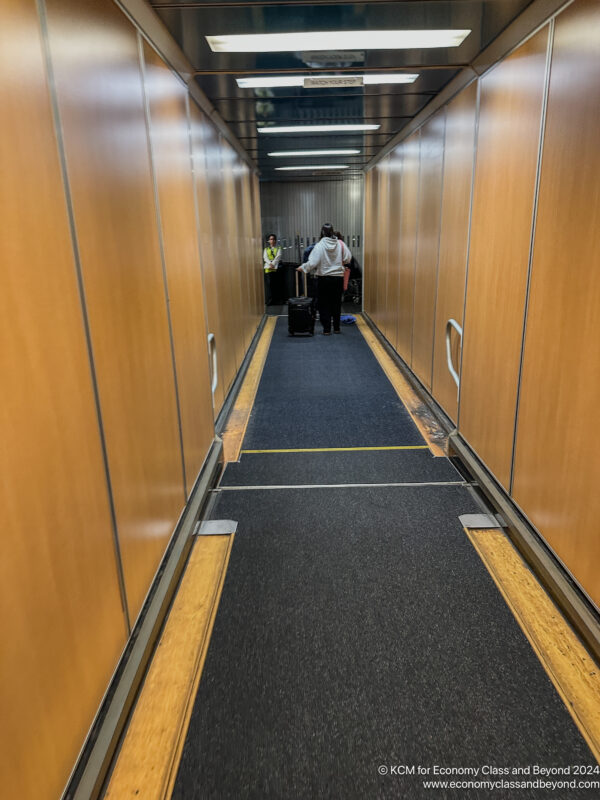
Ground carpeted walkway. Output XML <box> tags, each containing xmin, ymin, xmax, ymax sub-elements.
<box><xmin>221</xmin><ymin>448</ymin><xmax>461</xmax><ymax>486</ymax></box>
<box><xmin>174</xmin><ymin>486</ymin><xmax>595</xmax><ymax>799</ymax></box>
<box><xmin>173</xmin><ymin>314</ymin><xmax>596</xmax><ymax>799</ymax></box>
<box><xmin>242</xmin><ymin>318</ymin><xmax>426</xmax><ymax>449</ymax></box>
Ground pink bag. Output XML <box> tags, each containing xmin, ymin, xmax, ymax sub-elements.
<box><xmin>340</xmin><ymin>240</ymin><xmax>350</xmax><ymax>290</ymax></box>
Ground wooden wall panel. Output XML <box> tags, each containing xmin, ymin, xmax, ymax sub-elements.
<box><xmin>396</xmin><ymin>131</ymin><xmax>421</xmax><ymax>364</ymax></box>
<box><xmin>142</xmin><ymin>43</ymin><xmax>214</xmax><ymax>493</ymax></box>
<box><xmin>188</xmin><ymin>102</ymin><xmax>225</xmax><ymax>413</ymax></box>
<box><xmin>512</xmin><ymin>0</ymin><xmax>600</xmax><ymax>607</ymax></box>
<box><xmin>459</xmin><ymin>27</ymin><xmax>549</xmax><ymax>489</ymax></box>
<box><xmin>375</xmin><ymin>157</ymin><xmax>391</xmax><ymax>337</ymax></box>
<box><xmin>45</xmin><ymin>0</ymin><xmax>185</xmax><ymax>621</ymax></box>
<box><xmin>362</xmin><ymin>169</ymin><xmax>372</xmax><ymax>312</ymax></box>
<box><xmin>251</xmin><ymin>172</ymin><xmax>264</xmax><ymax>315</ymax></box>
<box><xmin>412</xmin><ymin>111</ymin><xmax>446</xmax><ymax>389</ymax></box>
<box><xmin>386</xmin><ymin>147</ymin><xmax>403</xmax><ymax>352</ymax></box>
<box><xmin>207</xmin><ymin>134</ymin><xmax>239</xmax><ymax>398</ymax></box>
<box><xmin>432</xmin><ymin>82</ymin><xmax>478</xmax><ymax>422</ymax></box>
<box><xmin>242</xmin><ymin>167</ymin><xmax>260</xmax><ymax>325</ymax></box>
<box><xmin>222</xmin><ymin>141</ymin><xmax>245</xmax><ymax>370</ymax></box>
<box><xmin>234</xmin><ymin>164</ymin><xmax>252</xmax><ymax>351</ymax></box>
<box><xmin>364</xmin><ymin>168</ymin><xmax>378</xmax><ymax>316</ymax></box>
<box><xmin>0</xmin><ymin>2</ymin><xmax>127</xmax><ymax>797</ymax></box>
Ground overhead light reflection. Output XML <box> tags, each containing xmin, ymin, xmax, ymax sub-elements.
<box><xmin>275</xmin><ymin>165</ymin><xmax>350</xmax><ymax>170</ymax></box>
<box><xmin>237</xmin><ymin>74</ymin><xmax>418</xmax><ymax>89</ymax></box>
<box><xmin>268</xmin><ymin>149</ymin><xmax>360</xmax><ymax>157</ymax></box>
<box><xmin>208</xmin><ymin>30</ymin><xmax>471</xmax><ymax>52</ymax></box>
<box><xmin>259</xmin><ymin>124</ymin><xmax>379</xmax><ymax>133</ymax></box>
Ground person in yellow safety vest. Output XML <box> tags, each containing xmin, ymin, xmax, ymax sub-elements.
<box><xmin>263</xmin><ymin>233</ymin><xmax>281</xmax><ymax>306</ymax></box>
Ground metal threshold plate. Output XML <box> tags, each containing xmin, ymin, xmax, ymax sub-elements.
<box><xmin>459</xmin><ymin>513</ymin><xmax>506</xmax><ymax>529</ymax></box>
<box><xmin>195</xmin><ymin>520</ymin><xmax>239</xmax><ymax>536</ymax></box>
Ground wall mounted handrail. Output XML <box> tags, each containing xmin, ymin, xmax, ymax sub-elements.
<box><xmin>445</xmin><ymin>318</ymin><xmax>463</xmax><ymax>391</ymax></box>
<box><xmin>207</xmin><ymin>333</ymin><xmax>218</xmax><ymax>394</ymax></box>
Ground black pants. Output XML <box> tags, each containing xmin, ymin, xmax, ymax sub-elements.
<box><xmin>318</xmin><ymin>275</ymin><xmax>344</xmax><ymax>332</ymax></box>
<box><xmin>264</xmin><ymin>270</ymin><xmax>277</xmax><ymax>306</ymax></box>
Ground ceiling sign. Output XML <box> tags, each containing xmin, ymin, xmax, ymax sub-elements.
<box><xmin>301</xmin><ymin>51</ymin><xmax>365</xmax><ymax>64</ymax></box>
<box><xmin>304</xmin><ymin>76</ymin><xmax>364</xmax><ymax>88</ymax></box>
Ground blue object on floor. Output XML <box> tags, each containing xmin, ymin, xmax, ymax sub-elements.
<box><xmin>340</xmin><ymin>314</ymin><xmax>356</xmax><ymax>324</ymax></box>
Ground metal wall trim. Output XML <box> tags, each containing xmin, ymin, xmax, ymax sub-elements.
<box><xmin>36</xmin><ymin>0</ymin><xmax>132</xmax><ymax>633</ymax></box>
<box><xmin>138</xmin><ymin>31</ymin><xmax>188</xmax><ymax>501</ymax></box>
<box><xmin>509</xmin><ymin>19</ymin><xmax>555</xmax><ymax>495</ymax></box>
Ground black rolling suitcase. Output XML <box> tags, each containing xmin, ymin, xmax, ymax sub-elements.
<box><xmin>288</xmin><ymin>271</ymin><xmax>315</xmax><ymax>336</ymax></box>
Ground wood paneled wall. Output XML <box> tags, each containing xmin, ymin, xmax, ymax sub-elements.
<box><xmin>141</xmin><ymin>42</ymin><xmax>214</xmax><ymax>497</ymax></box>
<box><xmin>364</xmin><ymin>0</ymin><xmax>600</xmax><ymax>610</ymax></box>
<box><xmin>432</xmin><ymin>81</ymin><xmax>478</xmax><ymax>422</ymax></box>
<box><xmin>0</xmin><ymin>0</ymin><xmax>261</xmax><ymax>797</ymax></box>
<box><xmin>363</xmin><ymin>169</ymin><xmax>378</xmax><ymax>314</ymax></box>
<box><xmin>386</xmin><ymin>147</ymin><xmax>403</xmax><ymax>353</ymax></box>
<box><xmin>0</xmin><ymin>3</ymin><xmax>126</xmax><ymax>797</ymax></box>
<box><xmin>396</xmin><ymin>132</ymin><xmax>420</xmax><ymax>364</ymax></box>
<box><xmin>512</xmin><ymin>0</ymin><xmax>600</xmax><ymax>607</ymax></box>
<box><xmin>459</xmin><ymin>27</ymin><xmax>549</xmax><ymax>490</ymax></box>
<box><xmin>375</xmin><ymin>156</ymin><xmax>391</xmax><ymax>337</ymax></box>
<box><xmin>188</xmin><ymin>102</ymin><xmax>226</xmax><ymax>412</ymax></box>
<box><xmin>412</xmin><ymin>111</ymin><xmax>446</xmax><ymax>389</ymax></box>
<box><xmin>45</xmin><ymin>0</ymin><xmax>186</xmax><ymax>622</ymax></box>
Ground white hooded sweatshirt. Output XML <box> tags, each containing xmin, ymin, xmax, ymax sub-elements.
<box><xmin>302</xmin><ymin>237</ymin><xmax>351</xmax><ymax>277</ymax></box>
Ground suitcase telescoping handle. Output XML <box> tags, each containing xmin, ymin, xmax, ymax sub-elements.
<box><xmin>295</xmin><ymin>269</ymin><xmax>308</xmax><ymax>298</ymax></box>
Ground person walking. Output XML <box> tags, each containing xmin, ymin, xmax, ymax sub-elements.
<box><xmin>298</xmin><ymin>223</ymin><xmax>351</xmax><ymax>335</ymax></box>
<box><xmin>263</xmin><ymin>233</ymin><xmax>281</xmax><ymax>306</ymax></box>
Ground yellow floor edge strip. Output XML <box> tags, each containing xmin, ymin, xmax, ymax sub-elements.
<box><xmin>104</xmin><ymin>534</ymin><xmax>234</xmax><ymax>800</ymax></box>
<box><xmin>466</xmin><ymin>527</ymin><xmax>600</xmax><ymax>763</ymax></box>
<box><xmin>221</xmin><ymin>316</ymin><xmax>277</xmax><ymax>463</ymax></box>
<box><xmin>355</xmin><ymin>315</ymin><xmax>447</xmax><ymax>457</ymax></box>
<box><xmin>241</xmin><ymin>445</ymin><xmax>430</xmax><ymax>454</ymax></box>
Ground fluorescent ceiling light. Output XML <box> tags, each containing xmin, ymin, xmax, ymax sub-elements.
<box><xmin>208</xmin><ymin>30</ymin><xmax>470</xmax><ymax>53</ymax></box>
<box><xmin>258</xmin><ymin>124</ymin><xmax>379</xmax><ymax>133</ymax></box>
<box><xmin>268</xmin><ymin>149</ymin><xmax>360</xmax><ymax>157</ymax></box>
<box><xmin>364</xmin><ymin>73</ymin><xmax>418</xmax><ymax>85</ymax></box>
<box><xmin>237</xmin><ymin>73</ymin><xmax>418</xmax><ymax>89</ymax></box>
<box><xmin>238</xmin><ymin>76</ymin><xmax>306</xmax><ymax>89</ymax></box>
<box><xmin>275</xmin><ymin>165</ymin><xmax>349</xmax><ymax>171</ymax></box>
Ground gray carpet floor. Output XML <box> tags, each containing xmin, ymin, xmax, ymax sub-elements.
<box><xmin>243</xmin><ymin>318</ymin><xmax>426</xmax><ymax>450</ymax></box>
<box><xmin>173</xmin><ymin>316</ymin><xmax>596</xmax><ymax>799</ymax></box>
<box><xmin>173</xmin><ymin>486</ymin><xmax>595</xmax><ymax>799</ymax></box>
<box><xmin>222</xmin><ymin>449</ymin><xmax>461</xmax><ymax>486</ymax></box>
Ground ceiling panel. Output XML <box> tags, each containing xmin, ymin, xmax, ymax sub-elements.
<box><xmin>149</xmin><ymin>0</ymin><xmax>534</xmax><ymax>180</ymax></box>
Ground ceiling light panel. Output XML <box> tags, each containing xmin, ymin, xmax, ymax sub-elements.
<box><xmin>237</xmin><ymin>74</ymin><xmax>419</xmax><ymax>89</ymax></box>
<box><xmin>258</xmin><ymin>124</ymin><xmax>380</xmax><ymax>133</ymax></box>
<box><xmin>275</xmin><ymin>165</ymin><xmax>350</xmax><ymax>171</ymax></box>
<box><xmin>208</xmin><ymin>30</ymin><xmax>471</xmax><ymax>53</ymax></box>
<box><xmin>268</xmin><ymin>149</ymin><xmax>360</xmax><ymax>157</ymax></box>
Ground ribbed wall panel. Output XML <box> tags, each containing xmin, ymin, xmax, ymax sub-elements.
<box><xmin>260</xmin><ymin>177</ymin><xmax>364</xmax><ymax>264</ymax></box>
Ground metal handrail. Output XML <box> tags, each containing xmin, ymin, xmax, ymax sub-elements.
<box><xmin>445</xmin><ymin>318</ymin><xmax>463</xmax><ymax>391</ymax></box>
<box><xmin>207</xmin><ymin>333</ymin><xmax>218</xmax><ymax>394</ymax></box>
